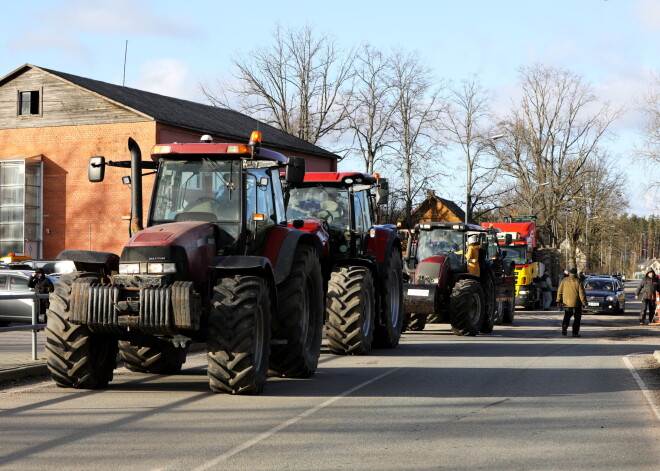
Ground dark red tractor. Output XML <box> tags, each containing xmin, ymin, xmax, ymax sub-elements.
<box><xmin>285</xmin><ymin>172</ymin><xmax>403</xmax><ymax>355</ymax></box>
<box><xmin>402</xmin><ymin>222</ymin><xmax>515</xmax><ymax>336</ymax></box>
<box><xmin>45</xmin><ymin>132</ymin><xmax>326</xmax><ymax>395</ymax></box>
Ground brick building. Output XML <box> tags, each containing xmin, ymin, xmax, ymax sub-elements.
<box><xmin>0</xmin><ymin>64</ymin><xmax>338</xmax><ymax>258</ymax></box>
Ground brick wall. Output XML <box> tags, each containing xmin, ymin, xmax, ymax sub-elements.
<box><xmin>0</xmin><ymin>122</ymin><xmax>157</xmax><ymax>258</ymax></box>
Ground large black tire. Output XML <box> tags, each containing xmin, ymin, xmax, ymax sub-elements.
<box><xmin>373</xmin><ymin>249</ymin><xmax>404</xmax><ymax>348</ymax></box>
<box><xmin>427</xmin><ymin>312</ymin><xmax>442</xmax><ymax>324</ymax></box>
<box><xmin>502</xmin><ymin>298</ymin><xmax>515</xmax><ymax>324</ymax></box>
<box><xmin>402</xmin><ymin>312</ymin><xmax>427</xmax><ymax>332</ymax></box>
<box><xmin>494</xmin><ymin>300</ymin><xmax>505</xmax><ymax>325</ymax></box>
<box><xmin>449</xmin><ymin>279</ymin><xmax>485</xmax><ymax>336</ymax></box>
<box><xmin>207</xmin><ymin>276</ymin><xmax>270</xmax><ymax>395</ymax></box>
<box><xmin>325</xmin><ymin>266</ymin><xmax>375</xmax><ymax>355</ymax></box>
<box><xmin>269</xmin><ymin>245</ymin><xmax>324</xmax><ymax>377</ymax></box>
<box><xmin>119</xmin><ymin>340</ymin><xmax>187</xmax><ymax>374</ymax></box>
<box><xmin>45</xmin><ymin>272</ymin><xmax>118</xmax><ymax>389</ymax></box>
<box><xmin>480</xmin><ymin>274</ymin><xmax>496</xmax><ymax>334</ymax></box>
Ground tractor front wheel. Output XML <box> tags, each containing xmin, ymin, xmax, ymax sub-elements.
<box><xmin>45</xmin><ymin>272</ymin><xmax>118</xmax><ymax>389</ymax></box>
<box><xmin>449</xmin><ymin>279</ymin><xmax>485</xmax><ymax>336</ymax></box>
<box><xmin>325</xmin><ymin>266</ymin><xmax>375</xmax><ymax>355</ymax></box>
<box><xmin>207</xmin><ymin>276</ymin><xmax>270</xmax><ymax>395</ymax></box>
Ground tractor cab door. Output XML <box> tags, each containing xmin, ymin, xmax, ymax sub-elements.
<box><xmin>352</xmin><ymin>189</ymin><xmax>372</xmax><ymax>255</ymax></box>
<box><xmin>485</xmin><ymin>232</ymin><xmax>515</xmax><ymax>301</ymax></box>
<box><xmin>245</xmin><ymin>167</ymin><xmax>280</xmax><ymax>256</ymax></box>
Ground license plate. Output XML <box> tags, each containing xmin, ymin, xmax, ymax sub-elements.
<box><xmin>588</xmin><ymin>302</ymin><xmax>599</xmax><ymax>307</ymax></box>
<box><xmin>407</xmin><ymin>289</ymin><xmax>430</xmax><ymax>297</ymax></box>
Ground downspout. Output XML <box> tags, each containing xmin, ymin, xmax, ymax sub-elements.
<box><xmin>128</xmin><ymin>137</ymin><xmax>144</xmax><ymax>234</ymax></box>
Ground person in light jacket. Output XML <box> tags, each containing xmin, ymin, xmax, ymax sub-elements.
<box><xmin>556</xmin><ymin>268</ymin><xmax>587</xmax><ymax>337</ymax></box>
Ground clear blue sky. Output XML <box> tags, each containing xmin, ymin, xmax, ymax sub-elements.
<box><xmin>2</xmin><ymin>0</ymin><xmax>659</xmax><ymax>215</ymax></box>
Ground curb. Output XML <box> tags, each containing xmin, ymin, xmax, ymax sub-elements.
<box><xmin>654</xmin><ymin>351</ymin><xmax>660</xmax><ymax>365</ymax></box>
<box><xmin>0</xmin><ymin>364</ymin><xmax>49</xmax><ymax>383</ymax></box>
<box><xmin>0</xmin><ymin>343</ymin><xmax>208</xmax><ymax>386</ymax></box>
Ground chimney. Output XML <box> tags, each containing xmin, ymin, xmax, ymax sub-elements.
<box><xmin>426</xmin><ymin>189</ymin><xmax>436</xmax><ymax>199</ymax></box>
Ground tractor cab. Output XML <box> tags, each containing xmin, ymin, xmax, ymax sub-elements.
<box><xmin>285</xmin><ymin>172</ymin><xmax>389</xmax><ymax>260</ymax></box>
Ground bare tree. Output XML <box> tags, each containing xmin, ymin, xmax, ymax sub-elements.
<box><xmin>343</xmin><ymin>44</ymin><xmax>397</xmax><ymax>174</ymax></box>
<box><xmin>200</xmin><ymin>24</ymin><xmax>354</xmax><ymax>145</ymax></box>
<box><xmin>441</xmin><ymin>76</ymin><xmax>505</xmax><ymax>223</ymax></box>
<box><xmin>497</xmin><ymin>64</ymin><xmax>622</xmax><ymax>247</ymax></box>
<box><xmin>389</xmin><ymin>50</ymin><xmax>444</xmax><ymax>224</ymax></box>
<box><xmin>639</xmin><ymin>72</ymin><xmax>660</xmax><ymax>188</ymax></box>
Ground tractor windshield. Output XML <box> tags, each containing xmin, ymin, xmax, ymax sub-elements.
<box><xmin>503</xmin><ymin>245</ymin><xmax>528</xmax><ymax>265</ymax></box>
<box><xmin>151</xmin><ymin>159</ymin><xmax>241</xmax><ymax>224</ymax></box>
<box><xmin>287</xmin><ymin>186</ymin><xmax>350</xmax><ymax>230</ymax></box>
<box><xmin>416</xmin><ymin>229</ymin><xmax>464</xmax><ymax>271</ymax></box>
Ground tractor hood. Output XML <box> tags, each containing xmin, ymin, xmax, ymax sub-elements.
<box><xmin>120</xmin><ymin>221</ymin><xmax>217</xmax><ymax>286</ymax></box>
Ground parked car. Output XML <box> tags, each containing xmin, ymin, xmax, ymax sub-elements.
<box><xmin>583</xmin><ymin>277</ymin><xmax>626</xmax><ymax>314</ymax></box>
<box><xmin>0</xmin><ymin>270</ymin><xmax>56</xmax><ymax>326</ymax></box>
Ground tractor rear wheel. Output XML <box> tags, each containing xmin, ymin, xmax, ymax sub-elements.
<box><xmin>480</xmin><ymin>274</ymin><xmax>496</xmax><ymax>334</ymax></box>
<box><xmin>403</xmin><ymin>313</ymin><xmax>427</xmax><ymax>331</ymax></box>
<box><xmin>449</xmin><ymin>279</ymin><xmax>485</xmax><ymax>336</ymax></box>
<box><xmin>502</xmin><ymin>298</ymin><xmax>515</xmax><ymax>323</ymax></box>
<box><xmin>45</xmin><ymin>272</ymin><xmax>118</xmax><ymax>389</ymax></box>
<box><xmin>374</xmin><ymin>249</ymin><xmax>404</xmax><ymax>348</ymax></box>
<box><xmin>269</xmin><ymin>245</ymin><xmax>324</xmax><ymax>377</ymax></box>
<box><xmin>207</xmin><ymin>276</ymin><xmax>270</xmax><ymax>395</ymax></box>
<box><xmin>325</xmin><ymin>266</ymin><xmax>375</xmax><ymax>355</ymax></box>
<box><xmin>119</xmin><ymin>340</ymin><xmax>187</xmax><ymax>374</ymax></box>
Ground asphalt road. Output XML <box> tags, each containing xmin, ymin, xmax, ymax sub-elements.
<box><xmin>0</xmin><ymin>282</ymin><xmax>658</xmax><ymax>471</ymax></box>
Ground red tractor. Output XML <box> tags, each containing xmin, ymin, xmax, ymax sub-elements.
<box><xmin>284</xmin><ymin>172</ymin><xmax>403</xmax><ymax>355</ymax></box>
<box><xmin>402</xmin><ymin>222</ymin><xmax>515</xmax><ymax>336</ymax></box>
<box><xmin>45</xmin><ymin>132</ymin><xmax>326</xmax><ymax>395</ymax></box>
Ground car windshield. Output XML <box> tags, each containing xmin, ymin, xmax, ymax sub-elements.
<box><xmin>151</xmin><ymin>159</ymin><xmax>241</xmax><ymax>224</ymax></box>
<box><xmin>416</xmin><ymin>228</ymin><xmax>464</xmax><ymax>271</ymax></box>
<box><xmin>503</xmin><ymin>245</ymin><xmax>528</xmax><ymax>265</ymax></box>
<box><xmin>584</xmin><ymin>280</ymin><xmax>614</xmax><ymax>291</ymax></box>
<box><xmin>287</xmin><ymin>186</ymin><xmax>350</xmax><ymax>229</ymax></box>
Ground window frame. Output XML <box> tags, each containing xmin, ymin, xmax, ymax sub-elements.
<box><xmin>17</xmin><ymin>88</ymin><xmax>43</xmax><ymax>117</ymax></box>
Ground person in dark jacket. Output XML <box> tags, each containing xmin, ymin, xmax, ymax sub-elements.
<box><xmin>27</xmin><ymin>268</ymin><xmax>54</xmax><ymax>316</ymax></box>
<box><xmin>635</xmin><ymin>268</ymin><xmax>659</xmax><ymax>325</ymax></box>
<box><xmin>556</xmin><ymin>267</ymin><xmax>587</xmax><ymax>337</ymax></box>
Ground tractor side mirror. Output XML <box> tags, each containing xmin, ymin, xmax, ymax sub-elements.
<box><xmin>505</xmin><ymin>234</ymin><xmax>513</xmax><ymax>245</ymax></box>
<box><xmin>376</xmin><ymin>178</ymin><xmax>389</xmax><ymax>205</ymax></box>
<box><xmin>286</xmin><ymin>156</ymin><xmax>305</xmax><ymax>184</ymax></box>
<box><xmin>88</xmin><ymin>156</ymin><xmax>106</xmax><ymax>182</ymax></box>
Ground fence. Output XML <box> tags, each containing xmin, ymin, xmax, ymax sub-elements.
<box><xmin>0</xmin><ymin>292</ymin><xmax>49</xmax><ymax>361</ymax></box>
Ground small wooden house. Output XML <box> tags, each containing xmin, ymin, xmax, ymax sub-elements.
<box><xmin>409</xmin><ymin>190</ymin><xmax>466</xmax><ymax>225</ymax></box>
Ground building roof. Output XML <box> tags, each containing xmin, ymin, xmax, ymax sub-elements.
<box><xmin>1</xmin><ymin>64</ymin><xmax>338</xmax><ymax>160</ymax></box>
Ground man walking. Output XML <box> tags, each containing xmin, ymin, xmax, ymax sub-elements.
<box><xmin>635</xmin><ymin>268</ymin><xmax>659</xmax><ymax>325</ymax></box>
<box><xmin>540</xmin><ymin>269</ymin><xmax>553</xmax><ymax>310</ymax></box>
<box><xmin>556</xmin><ymin>267</ymin><xmax>587</xmax><ymax>337</ymax></box>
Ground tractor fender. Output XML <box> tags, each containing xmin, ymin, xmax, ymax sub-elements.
<box><xmin>57</xmin><ymin>249</ymin><xmax>119</xmax><ymax>276</ymax></box>
<box><xmin>366</xmin><ymin>226</ymin><xmax>402</xmax><ymax>265</ymax></box>
<box><xmin>208</xmin><ymin>255</ymin><xmax>278</xmax><ymax>312</ymax></box>
<box><xmin>268</xmin><ymin>230</ymin><xmax>324</xmax><ymax>286</ymax></box>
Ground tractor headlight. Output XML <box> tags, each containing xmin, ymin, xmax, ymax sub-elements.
<box><xmin>147</xmin><ymin>262</ymin><xmax>177</xmax><ymax>274</ymax></box>
<box><xmin>519</xmin><ymin>289</ymin><xmax>529</xmax><ymax>295</ymax></box>
<box><xmin>605</xmin><ymin>295</ymin><xmax>616</xmax><ymax>302</ymax></box>
<box><xmin>119</xmin><ymin>263</ymin><xmax>140</xmax><ymax>274</ymax></box>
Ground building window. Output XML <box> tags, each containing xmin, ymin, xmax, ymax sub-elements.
<box><xmin>18</xmin><ymin>90</ymin><xmax>40</xmax><ymax>116</ymax></box>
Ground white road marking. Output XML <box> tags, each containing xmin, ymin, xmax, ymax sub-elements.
<box><xmin>191</xmin><ymin>367</ymin><xmax>401</xmax><ymax>471</ymax></box>
<box><xmin>623</xmin><ymin>354</ymin><xmax>660</xmax><ymax>422</ymax></box>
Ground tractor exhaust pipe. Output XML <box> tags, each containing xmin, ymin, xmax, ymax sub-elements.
<box><xmin>128</xmin><ymin>137</ymin><xmax>144</xmax><ymax>234</ymax></box>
